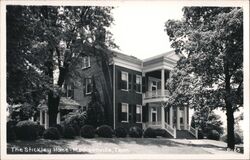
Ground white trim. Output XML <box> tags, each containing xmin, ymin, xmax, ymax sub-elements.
<box><xmin>121</xmin><ymin>71</ymin><xmax>129</xmax><ymax>91</ymax></box>
<box><xmin>121</xmin><ymin>103</ymin><xmax>129</xmax><ymax>123</ymax></box>
<box><xmin>82</xmin><ymin>56</ymin><xmax>91</xmax><ymax>69</ymax></box>
<box><xmin>114</xmin><ymin>58</ymin><xmax>142</xmax><ymax>72</ymax></box>
<box><xmin>136</xmin><ymin>105</ymin><xmax>142</xmax><ymax>123</ymax></box>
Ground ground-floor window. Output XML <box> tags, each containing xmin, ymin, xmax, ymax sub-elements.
<box><xmin>121</xmin><ymin>103</ymin><xmax>129</xmax><ymax>122</ymax></box>
<box><xmin>136</xmin><ymin>105</ymin><xmax>142</xmax><ymax>123</ymax></box>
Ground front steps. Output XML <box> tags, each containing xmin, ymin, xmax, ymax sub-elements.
<box><xmin>176</xmin><ymin>130</ymin><xmax>196</xmax><ymax>139</ymax></box>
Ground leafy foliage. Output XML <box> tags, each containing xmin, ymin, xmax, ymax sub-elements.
<box><xmin>114</xmin><ymin>127</ymin><xmax>127</xmax><ymax>138</ymax></box>
<box><xmin>43</xmin><ymin>127</ymin><xmax>60</xmax><ymax>140</ymax></box>
<box><xmin>207</xmin><ymin>130</ymin><xmax>220</xmax><ymax>140</ymax></box>
<box><xmin>63</xmin><ymin>125</ymin><xmax>76</xmax><ymax>139</ymax></box>
<box><xmin>191</xmin><ymin>107</ymin><xmax>224</xmax><ymax>136</ymax></box>
<box><xmin>7</xmin><ymin>6</ymin><xmax>116</xmax><ymax>126</ymax></box>
<box><xmin>80</xmin><ymin>125</ymin><xmax>95</xmax><ymax>138</ymax></box>
<box><xmin>143</xmin><ymin>128</ymin><xmax>157</xmax><ymax>138</ymax></box>
<box><xmin>165</xmin><ymin>7</ymin><xmax>243</xmax><ymax>149</ymax></box>
<box><xmin>15</xmin><ymin>120</ymin><xmax>38</xmax><ymax>140</ymax></box>
<box><xmin>96</xmin><ymin>125</ymin><xmax>113</xmax><ymax>138</ymax></box>
<box><xmin>128</xmin><ymin>126</ymin><xmax>143</xmax><ymax>138</ymax></box>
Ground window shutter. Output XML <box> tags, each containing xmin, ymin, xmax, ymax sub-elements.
<box><xmin>142</xmin><ymin>77</ymin><xmax>146</xmax><ymax>93</ymax></box>
<box><xmin>142</xmin><ymin>104</ymin><xmax>148</xmax><ymax>122</ymax></box>
<box><xmin>118</xmin><ymin>70</ymin><xmax>121</xmax><ymax>90</ymax></box>
<box><xmin>133</xmin><ymin>75</ymin><xmax>136</xmax><ymax>91</ymax></box>
<box><xmin>129</xmin><ymin>104</ymin><xmax>132</xmax><ymax>122</ymax></box>
<box><xmin>71</xmin><ymin>84</ymin><xmax>74</xmax><ymax>99</ymax></box>
<box><xmin>128</xmin><ymin>74</ymin><xmax>132</xmax><ymax>91</ymax></box>
<box><xmin>118</xmin><ymin>103</ymin><xmax>122</xmax><ymax>122</ymax></box>
<box><xmin>133</xmin><ymin>105</ymin><xmax>137</xmax><ymax>123</ymax></box>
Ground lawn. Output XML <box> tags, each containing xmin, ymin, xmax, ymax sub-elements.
<box><xmin>7</xmin><ymin>137</ymin><xmax>241</xmax><ymax>154</ymax></box>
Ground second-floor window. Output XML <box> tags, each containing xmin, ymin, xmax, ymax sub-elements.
<box><xmin>135</xmin><ymin>75</ymin><xmax>142</xmax><ymax>93</ymax></box>
<box><xmin>121</xmin><ymin>71</ymin><xmax>128</xmax><ymax>91</ymax></box>
<box><xmin>82</xmin><ymin>56</ymin><xmax>90</xmax><ymax>69</ymax></box>
<box><xmin>85</xmin><ymin>78</ymin><xmax>92</xmax><ymax>95</ymax></box>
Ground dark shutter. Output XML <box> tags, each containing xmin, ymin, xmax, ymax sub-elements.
<box><xmin>71</xmin><ymin>84</ymin><xmax>74</xmax><ymax>99</ymax></box>
<box><xmin>118</xmin><ymin>70</ymin><xmax>121</xmax><ymax>90</ymax></box>
<box><xmin>142</xmin><ymin>104</ymin><xmax>149</xmax><ymax>122</ymax></box>
<box><xmin>133</xmin><ymin>75</ymin><xmax>136</xmax><ymax>91</ymax></box>
<box><xmin>82</xmin><ymin>78</ymin><xmax>86</xmax><ymax>96</ymax></box>
<box><xmin>133</xmin><ymin>105</ymin><xmax>137</xmax><ymax>123</ymax></box>
<box><xmin>118</xmin><ymin>103</ymin><xmax>122</xmax><ymax>122</ymax></box>
<box><xmin>128</xmin><ymin>74</ymin><xmax>132</xmax><ymax>91</ymax></box>
<box><xmin>142</xmin><ymin>76</ymin><xmax>146</xmax><ymax>93</ymax></box>
<box><xmin>129</xmin><ymin>104</ymin><xmax>132</xmax><ymax>122</ymax></box>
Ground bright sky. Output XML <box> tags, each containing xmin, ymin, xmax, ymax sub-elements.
<box><xmin>110</xmin><ymin>4</ymin><xmax>184</xmax><ymax>60</ymax></box>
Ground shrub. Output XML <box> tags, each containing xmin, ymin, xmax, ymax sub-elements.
<box><xmin>43</xmin><ymin>127</ymin><xmax>60</xmax><ymax>140</ymax></box>
<box><xmin>221</xmin><ymin>133</ymin><xmax>243</xmax><ymax>144</ymax></box>
<box><xmin>63</xmin><ymin>111</ymin><xmax>87</xmax><ymax>136</ymax></box>
<box><xmin>207</xmin><ymin>130</ymin><xmax>220</xmax><ymax>140</ymax></box>
<box><xmin>154</xmin><ymin>129</ymin><xmax>172</xmax><ymax>138</ymax></box>
<box><xmin>36</xmin><ymin>125</ymin><xmax>45</xmax><ymax>137</ymax></box>
<box><xmin>53</xmin><ymin>124</ymin><xmax>63</xmax><ymax>136</ymax></box>
<box><xmin>96</xmin><ymin>125</ymin><xmax>113</xmax><ymax>138</ymax></box>
<box><xmin>198</xmin><ymin>129</ymin><xmax>204</xmax><ymax>139</ymax></box>
<box><xmin>129</xmin><ymin>126</ymin><xmax>143</xmax><ymax>138</ymax></box>
<box><xmin>15</xmin><ymin>120</ymin><xmax>38</xmax><ymax>140</ymax></box>
<box><xmin>7</xmin><ymin>121</ymin><xmax>16</xmax><ymax>142</ymax></box>
<box><xmin>63</xmin><ymin>125</ymin><xmax>76</xmax><ymax>139</ymax></box>
<box><xmin>115</xmin><ymin>127</ymin><xmax>127</xmax><ymax>138</ymax></box>
<box><xmin>80</xmin><ymin>125</ymin><xmax>95</xmax><ymax>138</ymax></box>
<box><xmin>143</xmin><ymin>128</ymin><xmax>156</xmax><ymax>138</ymax></box>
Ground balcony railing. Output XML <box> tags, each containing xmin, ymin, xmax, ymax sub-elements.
<box><xmin>188</xmin><ymin>125</ymin><xmax>198</xmax><ymax>139</ymax></box>
<box><xmin>143</xmin><ymin>90</ymin><xmax>170</xmax><ymax>99</ymax></box>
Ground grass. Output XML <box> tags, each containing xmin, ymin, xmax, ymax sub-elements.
<box><xmin>7</xmin><ymin>137</ymin><xmax>242</xmax><ymax>154</ymax></box>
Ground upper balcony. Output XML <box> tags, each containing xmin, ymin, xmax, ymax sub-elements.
<box><xmin>143</xmin><ymin>89</ymin><xmax>170</xmax><ymax>104</ymax></box>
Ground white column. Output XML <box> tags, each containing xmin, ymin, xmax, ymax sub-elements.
<box><xmin>56</xmin><ymin>111</ymin><xmax>61</xmax><ymax>124</ymax></box>
<box><xmin>177</xmin><ymin>107</ymin><xmax>180</xmax><ymax>130</ymax></box>
<box><xmin>45</xmin><ymin>110</ymin><xmax>49</xmax><ymax>129</ymax></box>
<box><xmin>184</xmin><ymin>106</ymin><xmax>187</xmax><ymax>130</ymax></box>
<box><xmin>161</xmin><ymin>69</ymin><xmax>165</xmax><ymax>97</ymax></box>
<box><xmin>170</xmin><ymin>106</ymin><xmax>173</xmax><ymax>127</ymax></box>
<box><xmin>161</xmin><ymin>106</ymin><xmax>165</xmax><ymax>129</ymax></box>
<box><xmin>39</xmin><ymin>110</ymin><xmax>43</xmax><ymax>125</ymax></box>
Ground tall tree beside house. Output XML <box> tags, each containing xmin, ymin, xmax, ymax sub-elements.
<box><xmin>7</xmin><ymin>6</ymin><xmax>116</xmax><ymax>126</ymax></box>
<box><xmin>85</xmin><ymin>79</ymin><xmax>105</xmax><ymax>128</ymax></box>
<box><xmin>165</xmin><ymin>7</ymin><xmax>243</xmax><ymax>149</ymax></box>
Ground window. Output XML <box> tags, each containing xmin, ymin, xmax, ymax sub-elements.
<box><xmin>121</xmin><ymin>71</ymin><xmax>128</xmax><ymax>91</ymax></box>
<box><xmin>85</xmin><ymin>78</ymin><xmax>92</xmax><ymax>95</ymax></box>
<box><xmin>135</xmin><ymin>75</ymin><xmax>142</xmax><ymax>93</ymax></box>
<box><xmin>121</xmin><ymin>103</ymin><xmax>129</xmax><ymax>122</ymax></box>
<box><xmin>151</xmin><ymin>107</ymin><xmax>157</xmax><ymax>122</ymax></box>
<box><xmin>82</xmin><ymin>56</ymin><xmax>90</xmax><ymax>69</ymax></box>
<box><xmin>136</xmin><ymin>105</ymin><xmax>142</xmax><ymax>123</ymax></box>
<box><xmin>66</xmin><ymin>84</ymin><xmax>73</xmax><ymax>98</ymax></box>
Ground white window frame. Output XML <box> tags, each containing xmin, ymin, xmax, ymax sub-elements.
<box><xmin>121</xmin><ymin>71</ymin><xmax>128</xmax><ymax>91</ymax></box>
<box><xmin>66</xmin><ymin>84</ymin><xmax>72</xmax><ymax>98</ymax></box>
<box><xmin>121</xmin><ymin>103</ymin><xmax>129</xmax><ymax>123</ymax></box>
<box><xmin>85</xmin><ymin>78</ymin><xmax>92</xmax><ymax>95</ymax></box>
<box><xmin>136</xmin><ymin>105</ymin><xmax>142</xmax><ymax>123</ymax></box>
<box><xmin>136</xmin><ymin>75</ymin><xmax>142</xmax><ymax>93</ymax></box>
<box><xmin>82</xmin><ymin>56</ymin><xmax>91</xmax><ymax>69</ymax></box>
<box><xmin>151</xmin><ymin>107</ymin><xmax>157</xmax><ymax>122</ymax></box>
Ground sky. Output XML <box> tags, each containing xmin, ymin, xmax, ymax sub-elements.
<box><xmin>110</xmin><ymin>4</ymin><xmax>184</xmax><ymax>60</ymax></box>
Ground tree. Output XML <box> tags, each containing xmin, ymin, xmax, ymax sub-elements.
<box><xmin>165</xmin><ymin>7</ymin><xmax>243</xmax><ymax>149</ymax></box>
<box><xmin>191</xmin><ymin>107</ymin><xmax>224</xmax><ymax>136</ymax></box>
<box><xmin>7</xmin><ymin>6</ymin><xmax>116</xmax><ymax>127</ymax></box>
<box><xmin>85</xmin><ymin>79</ymin><xmax>105</xmax><ymax>128</ymax></box>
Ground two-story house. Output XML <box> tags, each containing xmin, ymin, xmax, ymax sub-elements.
<box><xmin>38</xmin><ymin>50</ymin><xmax>198</xmax><ymax>139</ymax></box>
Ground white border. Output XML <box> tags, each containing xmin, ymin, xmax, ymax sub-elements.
<box><xmin>1</xmin><ymin>0</ymin><xmax>249</xmax><ymax>160</ymax></box>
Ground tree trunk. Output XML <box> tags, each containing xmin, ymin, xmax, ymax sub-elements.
<box><xmin>224</xmin><ymin>59</ymin><xmax>235</xmax><ymax>150</ymax></box>
<box><xmin>48</xmin><ymin>91</ymin><xmax>60</xmax><ymax>127</ymax></box>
